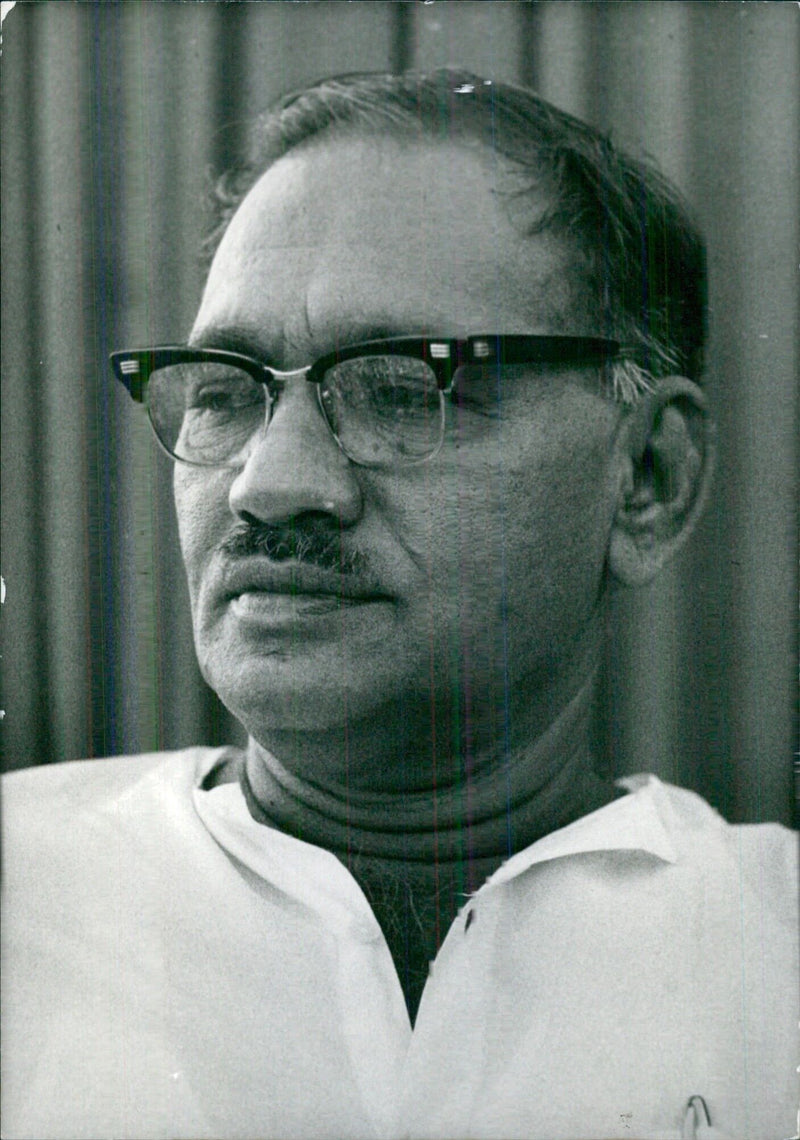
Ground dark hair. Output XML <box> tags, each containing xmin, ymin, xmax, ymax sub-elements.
<box><xmin>207</xmin><ymin>69</ymin><xmax>707</xmax><ymax>395</ymax></box>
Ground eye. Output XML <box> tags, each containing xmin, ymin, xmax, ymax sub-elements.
<box><xmin>373</xmin><ymin>378</ymin><xmax>429</xmax><ymax>411</ymax></box>
<box><xmin>326</xmin><ymin>355</ymin><xmax>439</xmax><ymax>417</ymax></box>
<box><xmin>189</xmin><ymin>385</ymin><xmax>234</xmax><ymax>411</ymax></box>
<box><xmin>184</xmin><ymin>372</ymin><xmax>262</xmax><ymax>414</ymax></box>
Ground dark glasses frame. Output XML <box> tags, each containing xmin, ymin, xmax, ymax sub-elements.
<box><xmin>111</xmin><ymin>334</ymin><xmax>622</xmax><ymax>402</ymax></box>
<box><xmin>110</xmin><ymin>334</ymin><xmax>622</xmax><ymax>467</ymax></box>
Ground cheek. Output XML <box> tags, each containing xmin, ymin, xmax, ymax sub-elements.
<box><xmin>437</xmin><ymin>414</ymin><xmax>618</xmax><ymax>619</ymax></box>
<box><xmin>173</xmin><ymin>468</ymin><xmax>232</xmax><ymax>592</ymax></box>
<box><xmin>505</xmin><ymin>438</ymin><xmax>618</xmax><ymax>613</ymax></box>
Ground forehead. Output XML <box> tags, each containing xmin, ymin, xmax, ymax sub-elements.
<box><xmin>193</xmin><ymin>135</ymin><xmax>594</xmax><ymax>359</ymax></box>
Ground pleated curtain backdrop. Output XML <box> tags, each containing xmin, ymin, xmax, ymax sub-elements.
<box><xmin>1</xmin><ymin>2</ymin><xmax>797</xmax><ymax>825</ymax></box>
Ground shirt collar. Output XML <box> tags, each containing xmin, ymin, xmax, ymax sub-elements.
<box><xmin>479</xmin><ymin>773</ymin><xmax>678</xmax><ymax>894</ymax></box>
<box><xmin>195</xmin><ymin>752</ymin><xmax>678</xmax><ymax>900</ymax></box>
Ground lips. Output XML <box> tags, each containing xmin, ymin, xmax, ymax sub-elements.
<box><xmin>217</xmin><ymin>556</ymin><xmax>390</xmax><ymax>606</ymax></box>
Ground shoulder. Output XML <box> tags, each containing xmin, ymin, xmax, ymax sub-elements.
<box><xmin>3</xmin><ymin>751</ymin><xmax>169</xmax><ymax>810</ymax></box>
<box><xmin>623</xmin><ymin>771</ymin><xmax>796</xmax><ymax>847</ymax></box>
<box><xmin>635</xmin><ymin>774</ymin><xmax>798</xmax><ymax>922</ymax></box>
<box><xmin>3</xmin><ymin>745</ymin><xmax>233</xmax><ymax>806</ymax></box>
<box><xmin>2</xmin><ymin>746</ymin><xmax>246</xmax><ymax>960</ymax></box>
<box><xmin>653</xmin><ymin>775</ymin><xmax>796</xmax><ymax>854</ymax></box>
<box><xmin>1</xmin><ymin>746</ymin><xmax>241</xmax><ymax>869</ymax></box>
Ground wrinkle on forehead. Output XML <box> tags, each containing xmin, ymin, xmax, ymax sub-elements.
<box><xmin>194</xmin><ymin>135</ymin><xmax>598</xmax><ymax>364</ymax></box>
<box><xmin>227</xmin><ymin>137</ymin><xmax>550</xmax><ymax>264</ymax></box>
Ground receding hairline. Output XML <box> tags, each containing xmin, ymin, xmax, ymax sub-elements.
<box><xmin>217</xmin><ymin>121</ymin><xmax>601</xmax><ymax>341</ymax></box>
<box><xmin>208</xmin><ymin>127</ymin><xmax>600</xmax><ymax>351</ymax></box>
<box><xmin>235</xmin><ymin>122</ymin><xmax>569</xmax><ymax>246</ymax></box>
<box><xmin>207</xmin><ymin>69</ymin><xmax>707</xmax><ymax>388</ymax></box>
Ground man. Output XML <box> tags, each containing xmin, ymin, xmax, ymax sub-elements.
<box><xmin>2</xmin><ymin>71</ymin><xmax>796</xmax><ymax>1139</ymax></box>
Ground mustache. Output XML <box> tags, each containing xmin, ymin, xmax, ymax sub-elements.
<box><xmin>220</xmin><ymin>518</ymin><xmax>368</xmax><ymax>577</ymax></box>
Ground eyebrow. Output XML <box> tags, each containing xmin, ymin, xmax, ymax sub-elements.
<box><xmin>189</xmin><ymin>326</ymin><xmax>275</xmax><ymax>359</ymax></box>
<box><xmin>190</xmin><ymin>319</ymin><xmax>449</xmax><ymax>363</ymax></box>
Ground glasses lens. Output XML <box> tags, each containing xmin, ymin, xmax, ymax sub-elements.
<box><xmin>319</xmin><ymin>355</ymin><xmax>444</xmax><ymax>466</ymax></box>
<box><xmin>147</xmin><ymin>362</ymin><xmax>266</xmax><ymax>466</ymax></box>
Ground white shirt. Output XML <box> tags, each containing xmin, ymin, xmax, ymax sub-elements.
<box><xmin>2</xmin><ymin>747</ymin><xmax>797</xmax><ymax>1139</ymax></box>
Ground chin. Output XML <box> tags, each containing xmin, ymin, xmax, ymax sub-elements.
<box><xmin>200</xmin><ymin>646</ymin><xmax>379</xmax><ymax>735</ymax></box>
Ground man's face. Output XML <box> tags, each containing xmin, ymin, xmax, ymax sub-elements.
<box><xmin>177</xmin><ymin>135</ymin><xmax>625</xmax><ymax>773</ymax></box>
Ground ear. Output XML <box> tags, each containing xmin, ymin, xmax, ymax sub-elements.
<box><xmin>608</xmin><ymin>377</ymin><xmax>715</xmax><ymax>587</ymax></box>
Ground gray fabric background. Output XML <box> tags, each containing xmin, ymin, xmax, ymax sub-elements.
<box><xmin>1</xmin><ymin>1</ymin><xmax>797</xmax><ymax>825</ymax></box>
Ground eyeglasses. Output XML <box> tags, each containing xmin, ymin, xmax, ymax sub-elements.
<box><xmin>111</xmin><ymin>334</ymin><xmax>620</xmax><ymax>469</ymax></box>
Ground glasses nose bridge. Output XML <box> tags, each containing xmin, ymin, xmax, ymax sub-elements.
<box><xmin>229</xmin><ymin>358</ymin><xmax>363</xmax><ymax>524</ymax></box>
<box><xmin>261</xmin><ymin>362</ymin><xmax>313</xmax><ymax>383</ymax></box>
<box><xmin>258</xmin><ymin>361</ymin><xmax>315</xmax><ymax>424</ymax></box>
<box><xmin>255</xmin><ymin>360</ymin><xmax>338</xmax><ymax>455</ymax></box>
<box><xmin>260</xmin><ymin>361</ymin><xmax>314</xmax><ymax>407</ymax></box>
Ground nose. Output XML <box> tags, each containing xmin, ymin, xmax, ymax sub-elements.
<box><xmin>228</xmin><ymin>374</ymin><xmax>363</xmax><ymax>527</ymax></box>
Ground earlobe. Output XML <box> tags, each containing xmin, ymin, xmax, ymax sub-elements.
<box><xmin>608</xmin><ymin>377</ymin><xmax>715</xmax><ymax>587</ymax></box>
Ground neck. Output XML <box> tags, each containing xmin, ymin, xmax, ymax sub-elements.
<box><xmin>240</xmin><ymin>671</ymin><xmax>617</xmax><ymax>871</ymax></box>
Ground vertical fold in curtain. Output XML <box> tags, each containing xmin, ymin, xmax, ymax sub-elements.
<box><xmin>1</xmin><ymin>3</ymin><xmax>796</xmax><ymax>825</ymax></box>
